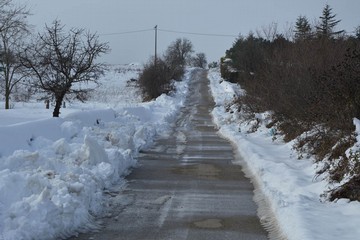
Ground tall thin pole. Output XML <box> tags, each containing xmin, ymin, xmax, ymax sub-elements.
<box><xmin>154</xmin><ymin>25</ymin><xmax>158</xmax><ymax>66</ymax></box>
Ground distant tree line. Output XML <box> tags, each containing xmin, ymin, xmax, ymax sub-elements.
<box><xmin>138</xmin><ymin>38</ymin><xmax>207</xmax><ymax>100</ymax></box>
<box><xmin>0</xmin><ymin>0</ymin><xmax>109</xmax><ymax>117</ymax></box>
<box><xmin>222</xmin><ymin>4</ymin><xmax>360</xmax><ymax>201</ymax></box>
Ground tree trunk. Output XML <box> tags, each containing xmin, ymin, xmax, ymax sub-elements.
<box><xmin>53</xmin><ymin>94</ymin><xmax>65</xmax><ymax>117</ymax></box>
<box><xmin>5</xmin><ymin>90</ymin><xmax>10</xmax><ymax>109</ymax></box>
<box><xmin>5</xmin><ymin>99</ymin><xmax>9</xmax><ymax>109</ymax></box>
<box><xmin>5</xmin><ymin>67</ymin><xmax>10</xmax><ymax>109</ymax></box>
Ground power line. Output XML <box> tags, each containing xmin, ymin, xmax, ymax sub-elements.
<box><xmin>158</xmin><ymin>28</ymin><xmax>238</xmax><ymax>38</ymax></box>
<box><xmin>99</xmin><ymin>27</ymin><xmax>238</xmax><ymax>38</ymax></box>
<box><xmin>99</xmin><ymin>28</ymin><xmax>153</xmax><ymax>36</ymax></box>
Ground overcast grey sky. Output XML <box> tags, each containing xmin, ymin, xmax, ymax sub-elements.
<box><xmin>18</xmin><ymin>0</ymin><xmax>360</xmax><ymax>65</ymax></box>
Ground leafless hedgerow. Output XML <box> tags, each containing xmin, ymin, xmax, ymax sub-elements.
<box><xmin>222</xmin><ymin>4</ymin><xmax>360</xmax><ymax>201</ymax></box>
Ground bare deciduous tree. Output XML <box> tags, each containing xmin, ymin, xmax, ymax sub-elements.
<box><xmin>256</xmin><ymin>22</ymin><xmax>278</xmax><ymax>41</ymax></box>
<box><xmin>0</xmin><ymin>0</ymin><xmax>30</xmax><ymax>109</ymax></box>
<box><xmin>164</xmin><ymin>38</ymin><xmax>193</xmax><ymax>65</ymax></box>
<box><xmin>164</xmin><ymin>38</ymin><xmax>193</xmax><ymax>80</ymax></box>
<box><xmin>191</xmin><ymin>52</ymin><xmax>207</xmax><ymax>69</ymax></box>
<box><xmin>138</xmin><ymin>38</ymin><xmax>194</xmax><ymax>100</ymax></box>
<box><xmin>21</xmin><ymin>20</ymin><xmax>109</xmax><ymax>117</ymax></box>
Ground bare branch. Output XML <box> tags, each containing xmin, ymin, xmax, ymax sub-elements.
<box><xmin>0</xmin><ymin>0</ymin><xmax>31</xmax><ymax>109</ymax></box>
<box><xmin>21</xmin><ymin>20</ymin><xmax>109</xmax><ymax>117</ymax></box>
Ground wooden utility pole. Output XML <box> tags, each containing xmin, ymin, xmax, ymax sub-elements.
<box><xmin>154</xmin><ymin>25</ymin><xmax>158</xmax><ymax>66</ymax></box>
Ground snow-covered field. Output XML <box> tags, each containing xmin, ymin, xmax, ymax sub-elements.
<box><xmin>0</xmin><ymin>65</ymin><xmax>190</xmax><ymax>240</ymax></box>
<box><xmin>208</xmin><ymin>68</ymin><xmax>360</xmax><ymax>240</ymax></box>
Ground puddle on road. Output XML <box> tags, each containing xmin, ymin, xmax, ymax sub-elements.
<box><xmin>171</xmin><ymin>163</ymin><xmax>221</xmax><ymax>179</ymax></box>
<box><xmin>171</xmin><ymin>162</ymin><xmax>246</xmax><ymax>181</ymax></box>
<box><xmin>191</xmin><ymin>216</ymin><xmax>269</xmax><ymax>233</ymax></box>
<box><xmin>193</xmin><ymin>219</ymin><xmax>223</xmax><ymax>229</ymax></box>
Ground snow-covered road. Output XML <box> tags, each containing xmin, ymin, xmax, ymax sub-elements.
<box><xmin>68</xmin><ymin>69</ymin><xmax>269</xmax><ymax>240</ymax></box>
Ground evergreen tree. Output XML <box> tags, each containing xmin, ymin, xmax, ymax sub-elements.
<box><xmin>316</xmin><ymin>4</ymin><xmax>344</xmax><ymax>38</ymax></box>
<box><xmin>294</xmin><ymin>15</ymin><xmax>312</xmax><ymax>40</ymax></box>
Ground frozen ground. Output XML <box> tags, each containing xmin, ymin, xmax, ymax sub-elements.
<box><xmin>0</xmin><ymin>65</ymin><xmax>191</xmax><ymax>240</ymax></box>
<box><xmin>208</xmin><ymin>68</ymin><xmax>360</xmax><ymax>240</ymax></box>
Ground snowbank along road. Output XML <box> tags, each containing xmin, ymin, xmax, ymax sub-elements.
<box><xmin>69</xmin><ymin>69</ymin><xmax>268</xmax><ymax>240</ymax></box>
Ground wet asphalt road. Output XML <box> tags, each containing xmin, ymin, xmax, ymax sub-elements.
<box><xmin>69</xmin><ymin>69</ymin><xmax>268</xmax><ymax>240</ymax></box>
